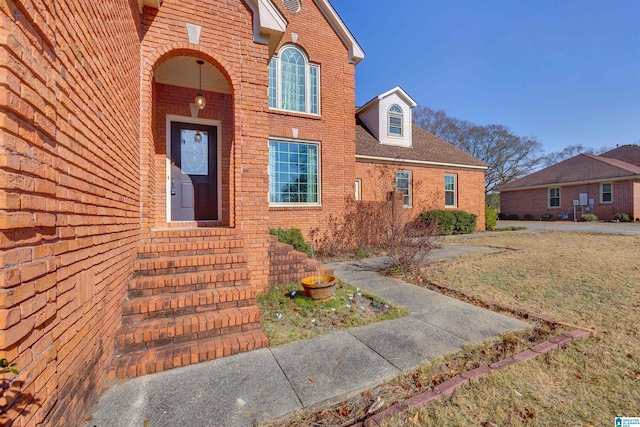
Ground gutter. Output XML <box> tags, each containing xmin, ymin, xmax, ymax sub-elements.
<box><xmin>355</xmin><ymin>155</ymin><xmax>488</xmax><ymax>171</ymax></box>
<box><xmin>499</xmin><ymin>175</ymin><xmax>640</xmax><ymax>192</ymax></box>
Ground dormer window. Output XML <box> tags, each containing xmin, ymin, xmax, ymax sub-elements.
<box><xmin>388</xmin><ymin>105</ymin><xmax>403</xmax><ymax>136</ymax></box>
<box><xmin>268</xmin><ymin>45</ymin><xmax>320</xmax><ymax>115</ymax></box>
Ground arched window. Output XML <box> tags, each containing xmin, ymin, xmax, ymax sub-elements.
<box><xmin>268</xmin><ymin>46</ymin><xmax>320</xmax><ymax>115</ymax></box>
<box><xmin>388</xmin><ymin>104</ymin><xmax>403</xmax><ymax>135</ymax></box>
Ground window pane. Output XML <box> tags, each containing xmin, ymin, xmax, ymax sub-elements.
<box><xmin>310</xmin><ymin>65</ymin><xmax>318</xmax><ymax>114</ymax></box>
<box><xmin>269</xmin><ymin>141</ymin><xmax>319</xmax><ymax>204</ymax></box>
<box><xmin>445</xmin><ymin>191</ymin><xmax>455</xmax><ymax>206</ymax></box>
<box><xmin>281</xmin><ymin>49</ymin><xmax>305</xmax><ymax>112</ymax></box>
<box><xmin>268</xmin><ymin>58</ymin><xmax>277</xmax><ymax>108</ymax></box>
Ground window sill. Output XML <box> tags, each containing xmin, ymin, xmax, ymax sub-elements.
<box><xmin>268</xmin><ymin>108</ymin><xmax>322</xmax><ymax>120</ymax></box>
<box><xmin>269</xmin><ymin>204</ymin><xmax>323</xmax><ymax>211</ymax></box>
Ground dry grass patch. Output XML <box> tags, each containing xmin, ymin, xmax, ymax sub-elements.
<box><xmin>257</xmin><ymin>281</ymin><xmax>408</xmax><ymax>347</ymax></box>
<box><xmin>386</xmin><ymin>232</ymin><xmax>640</xmax><ymax>426</ymax></box>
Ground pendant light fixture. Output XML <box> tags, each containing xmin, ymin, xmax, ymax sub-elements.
<box><xmin>194</xmin><ymin>131</ymin><xmax>202</xmax><ymax>143</ymax></box>
<box><xmin>195</xmin><ymin>60</ymin><xmax>206</xmax><ymax>110</ymax></box>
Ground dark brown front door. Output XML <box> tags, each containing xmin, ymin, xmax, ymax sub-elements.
<box><xmin>170</xmin><ymin>122</ymin><xmax>218</xmax><ymax>221</ymax></box>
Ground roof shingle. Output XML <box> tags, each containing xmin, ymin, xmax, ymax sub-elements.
<box><xmin>355</xmin><ymin>120</ymin><xmax>487</xmax><ymax>169</ymax></box>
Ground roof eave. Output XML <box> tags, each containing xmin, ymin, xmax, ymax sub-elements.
<box><xmin>498</xmin><ymin>175</ymin><xmax>640</xmax><ymax>192</ymax></box>
<box><xmin>314</xmin><ymin>0</ymin><xmax>365</xmax><ymax>64</ymax></box>
<box><xmin>356</xmin><ymin>155</ymin><xmax>488</xmax><ymax>171</ymax></box>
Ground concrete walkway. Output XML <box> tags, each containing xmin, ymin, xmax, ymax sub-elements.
<box><xmin>86</xmin><ymin>245</ymin><xmax>527</xmax><ymax>427</ymax></box>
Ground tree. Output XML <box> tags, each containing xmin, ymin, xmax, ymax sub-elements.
<box><xmin>413</xmin><ymin>106</ymin><xmax>545</xmax><ymax>193</ymax></box>
<box><xmin>542</xmin><ymin>144</ymin><xmax>611</xmax><ymax>167</ymax></box>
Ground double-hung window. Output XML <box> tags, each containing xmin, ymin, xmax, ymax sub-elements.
<box><xmin>445</xmin><ymin>174</ymin><xmax>457</xmax><ymax>207</ymax></box>
<box><xmin>548</xmin><ymin>187</ymin><xmax>560</xmax><ymax>208</ymax></box>
<box><xmin>268</xmin><ymin>46</ymin><xmax>320</xmax><ymax>115</ymax></box>
<box><xmin>388</xmin><ymin>105</ymin><xmax>403</xmax><ymax>135</ymax></box>
<box><xmin>396</xmin><ymin>170</ymin><xmax>412</xmax><ymax>207</ymax></box>
<box><xmin>268</xmin><ymin>140</ymin><xmax>320</xmax><ymax>205</ymax></box>
<box><xmin>600</xmin><ymin>183</ymin><xmax>613</xmax><ymax>203</ymax></box>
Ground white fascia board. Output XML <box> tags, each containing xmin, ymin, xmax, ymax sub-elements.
<box><xmin>139</xmin><ymin>0</ymin><xmax>162</xmax><ymax>13</ymax></box>
<box><xmin>378</xmin><ymin>86</ymin><xmax>417</xmax><ymax>108</ymax></box>
<box><xmin>356</xmin><ymin>155</ymin><xmax>488</xmax><ymax>171</ymax></box>
<box><xmin>243</xmin><ymin>0</ymin><xmax>288</xmax><ymax>57</ymax></box>
<box><xmin>314</xmin><ymin>0</ymin><xmax>365</xmax><ymax>64</ymax></box>
<box><xmin>498</xmin><ymin>175</ymin><xmax>640</xmax><ymax>193</ymax></box>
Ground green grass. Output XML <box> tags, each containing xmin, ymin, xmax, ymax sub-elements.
<box><xmin>257</xmin><ymin>280</ymin><xmax>408</xmax><ymax>346</ymax></box>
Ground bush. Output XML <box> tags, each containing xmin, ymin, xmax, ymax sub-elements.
<box><xmin>485</xmin><ymin>204</ymin><xmax>498</xmax><ymax>231</ymax></box>
<box><xmin>506</xmin><ymin>214</ymin><xmax>519</xmax><ymax>220</ymax></box>
<box><xmin>580</xmin><ymin>213</ymin><xmax>599</xmax><ymax>222</ymax></box>
<box><xmin>452</xmin><ymin>210</ymin><xmax>477</xmax><ymax>235</ymax></box>
<box><xmin>524</xmin><ymin>214</ymin><xmax>534</xmax><ymax>221</ymax></box>
<box><xmin>420</xmin><ymin>210</ymin><xmax>477</xmax><ymax>235</ymax></box>
<box><xmin>614</xmin><ymin>213</ymin><xmax>631</xmax><ymax>222</ymax></box>
<box><xmin>420</xmin><ymin>210</ymin><xmax>456</xmax><ymax>235</ymax></box>
<box><xmin>269</xmin><ymin>228</ymin><xmax>312</xmax><ymax>256</ymax></box>
<box><xmin>498</xmin><ymin>212</ymin><xmax>507</xmax><ymax>220</ymax></box>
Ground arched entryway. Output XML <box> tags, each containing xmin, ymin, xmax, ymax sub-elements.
<box><xmin>140</xmin><ymin>48</ymin><xmax>237</xmax><ymax>228</ymax></box>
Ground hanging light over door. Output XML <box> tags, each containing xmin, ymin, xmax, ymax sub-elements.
<box><xmin>195</xmin><ymin>60</ymin><xmax>206</xmax><ymax>109</ymax></box>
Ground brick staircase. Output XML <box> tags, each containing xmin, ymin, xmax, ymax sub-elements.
<box><xmin>108</xmin><ymin>228</ymin><xmax>268</xmax><ymax>379</ymax></box>
<box><xmin>268</xmin><ymin>236</ymin><xmax>334</xmax><ymax>285</ymax></box>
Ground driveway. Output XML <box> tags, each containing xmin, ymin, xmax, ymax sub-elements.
<box><xmin>496</xmin><ymin>220</ymin><xmax>640</xmax><ymax>235</ymax></box>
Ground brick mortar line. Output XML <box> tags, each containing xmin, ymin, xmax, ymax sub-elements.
<box><xmin>355</xmin><ymin>328</ymin><xmax>594</xmax><ymax>427</ymax></box>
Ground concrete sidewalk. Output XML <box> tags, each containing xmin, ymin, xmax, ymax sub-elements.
<box><xmin>86</xmin><ymin>244</ymin><xmax>527</xmax><ymax>427</ymax></box>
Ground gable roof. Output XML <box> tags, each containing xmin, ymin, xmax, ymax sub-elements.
<box><xmin>355</xmin><ymin>119</ymin><xmax>487</xmax><ymax>170</ymax></box>
<box><xmin>313</xmin><ymin>0</ymin><xmax>365</xmax><ymax>64</ymax></box>
<box><xmin>498</xmin><ymin>153</ymin><xmax>640</xmax><ymax>191</ymax></box>
<box><xmin>356</xmin><ymin>86</ymin><xmax>417</xmax><ymax>114</ymax></box>
<box><xmin>600</xmin><ymin>145</ymin><xmax>640</xmax><ymax>167</ymax></box>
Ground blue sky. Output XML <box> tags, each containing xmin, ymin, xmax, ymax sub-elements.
<box><xmin>331</xmin><ymin>0</ymin><xmax>640</xmax><ymax>153</ymax></box>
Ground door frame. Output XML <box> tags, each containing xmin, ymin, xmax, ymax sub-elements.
<box><xmin>165</xmin><ymin>115</ymin><xmax>222</xmax><ymax>223</ymax></box>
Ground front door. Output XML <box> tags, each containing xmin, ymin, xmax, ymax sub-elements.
<box><xmin>170</xmin><ymin>121</ymin><xmax>218</xmax><ymax>221</ymax></box>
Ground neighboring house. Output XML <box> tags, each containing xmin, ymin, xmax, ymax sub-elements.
<box><xmin>499</xmin><ymin>145</ymin><xmax>640</xmax><ymax>221</ymax></box>
<box><xmin>355</xmin><ymin>87</ymin><xmax>488</xmax><ymax>230</ymax></box>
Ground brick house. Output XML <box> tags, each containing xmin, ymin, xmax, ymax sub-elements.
<box><xmin>0</xmin><ymin>1</ymin><xmax>486</xmax><ymax>425</ymax></box>
<box><xmin>355</xmin><ymin>87</ymin><xmax>488</xmax><ymax>230</ymax></box>
<box><xmin>499</xmin><ymin>145</ymin><xmax>640</xmax><ymax>221</ymax></box>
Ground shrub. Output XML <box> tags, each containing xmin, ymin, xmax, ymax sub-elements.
<box><xmin>269</xmin><ymin>228</ymin><xmax>312</xmax><ymax>256</ymax></box>
<box><xmin>506</xmin><ymin>214</ymin><xmax>519</xmax><ymax>220</ymax></box>
<box><xmin>420</xmin><ymin>210</ymin><xmax>456</xmax><ymax>235</ymax></box>
<box><xmin>614</xmin><ymin>213</ymin><xmax>631</xmax><ymax>222</ymax></box>
<box><xmin>452</xmin><ymin>210</ymin><xmax>477</xmax><ymax>234</ymax></box>
<box><xmin>524</xmin><ymin>214</ymin><xmax>534</xmax><ymax>221</ymax></box>
<box><xmin>485</xmin><ymin>204</ymin><xmax>498</xmax><ymax>231</ymax></box>
<box><xmin>420</xmin><ymin>210</ymin><xmax>477</xmax><ymax>235</ymax></box>
<box><xmin>497</xmin><ymin>212</ymin><xmax>507</xmax><ymax>220</ymax></box>
<box><xmin>580</xmin><ymin>213</ymin><xmax>599</xmax><ymax>222</ymax></box>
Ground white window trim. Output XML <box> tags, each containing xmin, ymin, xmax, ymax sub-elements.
<box><xmin>548</xmin><ymin>187</ymin><xmax>561</xmax><ymax>208</ymax></box>
<box><xmin>444</xmin><ymin>173</ymin><xmax>457</xmax><ymax>208</ymax></box>
<box><xmin>388</xmin><ymin>104</ymin><xmax>403</xmax><ymax>137</ymax></box>
<box><xmin>268</xmin><ymin>137</ymin><xmax>322</xmax><ymax>207</ymax></box>
<box><xmin>600</xmin><ymin>182</ymin><xmax>613</xmax><ymax>204</ymax></box>
<box><xmin>354</xmin><ymin>178</ymin><xmax>362</xmax><ymax>201</ymax></box>
<box><xmin>396</xmin><ymin>170</ymin><xmax>412</xmax><ymax>208</ymax></box>
<box><xmin>268</xmin><ymin>45</ymin><xmax>321</xmax><ymax>116</ymax></box>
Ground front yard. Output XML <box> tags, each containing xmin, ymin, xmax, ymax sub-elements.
<box><xmin>389</xmin><ymin>231</ymin><xmax>640</xmax><ymax>426</ymax></box>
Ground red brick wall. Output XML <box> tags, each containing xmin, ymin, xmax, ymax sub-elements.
<box><xmin>500</xmin><ymin>180</ymin><xmax>640</xmax><ymax>221</ymax></box>
<box><xmin>266</xmin><ymin>1</ymin><xmax>357</xmax><ymax>240</ymax></box>
<box><xmin>139</xmin><ymin>1</ymin><xmax>273</xmax><ymax>290</ymax></box>
<box><xmin>635</xmin><ymin>182</ymin><xmax>640</xmax><ymax>221</ymax></box>
<box><xmin>0</xmin><ymin>1</ymin><xmax>141</xmax><ymax>426</ymax></box>
<box><xmin>356</xmin><ymin>162</ymin><xmax>487</xmax><ymax>230</ymax></box>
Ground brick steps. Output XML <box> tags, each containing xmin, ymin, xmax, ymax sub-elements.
<box><xmin>109</xmin><ymin>228</ymin><xmax>268</xmax><ymax>379</ymax></box>
<box><xmin>133</xmin><ymin>253</ymin><xmax>248</xmax><ymax>276</ymax></box>
<box><xmin>122</xmin><ymin>285</ymin><xmax>257</xmax><ymax>321</ymax></box>
<box><xmin>116</xmin><ymin>306</ymin><xmax>263</xmax><ymax>353</ymax></box>
<box><xmin>128</xmin><ymin>270</ymin><xmax>250</xmax><ymax>296</ymax></box>
<box><xmin>108</xmin><ymin>329</ymin><xmax>269</xmax><ymax>379</ymax></box>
